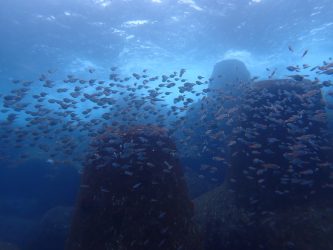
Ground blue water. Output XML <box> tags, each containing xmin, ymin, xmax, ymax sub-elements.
<box><xmin>0</xmin><ymin>1</ymin><xmax>333</xmax><ymax>249</ymax></box>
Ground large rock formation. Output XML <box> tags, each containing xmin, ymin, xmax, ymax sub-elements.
<box><xmin>194</xmin><ymin>184</ymin><xmax>333</xmax><ymax>250</ymax></box>
<box><xmin>194</xmin><ymin>79</ymin><xmax>333</xmax><ymax>250</ymax></box>
<box><xmin>176</xmin><ymin>59</ymin><xmax>251</xmax><ymax>198</ymax></box>
<box><xmin>228</xmin><ymin>79</ymin><xmax>333</xmax><ymax>209</ymax></box>
<box><xmin>209</xmin><ymin>59</ymin><xmax>251</xmax><ymax>90</ymax></box>
<box><xmin>66</xmin><ymin>126</ymin><xmax>201</xmax><ymax>250</ymax></box>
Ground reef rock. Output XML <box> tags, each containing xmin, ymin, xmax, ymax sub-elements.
<box><xmin>194</xmin><ymin>79</ymin><xmax>333</xmax><ymax>250</ymax></box>
<box><xmin>66</xmin><ymin>126</ymin><xmax>201</xmax><ymax>250</ymax></box>
<box><xmin>177</xmin><ymin>59</ymin><xmax>251</xmax><ymax>198</ymax></box>
<box><xmin>228</xmin><ymin>79</ymin><xmax>333</xmax><ymax>210</ymax></box>
<box><xmin>194</xmin><ymin>184</ymin><xmax>333</xmax><ymax>250</ymax></box>
<box><xmin>209</xmin><ymin>59</ymin><xmax>251</xmax><ymax>90</ymax></box>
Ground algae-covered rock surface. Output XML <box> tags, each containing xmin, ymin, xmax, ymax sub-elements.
<box><xmin>66</xmin><ymin>126</ymin><xmax>202</xmax><ymax>250</ymax></box>
<box><xmin>192</xmin><ymin>79</ymin><xmax>333</xmax><ymax>250</ymax></box>
<box><xmin>194</xmin><ymin>184</ymin><xmax>333</xmax><ymax>250</ymax></box>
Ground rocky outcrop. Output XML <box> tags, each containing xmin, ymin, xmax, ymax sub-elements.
<box><xmin>194</xmin><ymin>184</ymin><xmax>333</xmax><ymax>250</ymax></box>
<box><xmin>194</xmin><ymin>79</ymin><xmax>333</xmax><ymax>250</ymax></box>
<box><xmin>228</xmin><ymin>79</ymin><xmax>333</xmax><ymax>210</ymax></box>
<box><xmin>176</xmin><ymin>59</ymin><xmax>252</xmax><ymax>198</ymax></box>
<box><xmin>66</xmin><ymin>126</ymin><xmax>201</xmax><ymax>250</ymax></box>
<box><xmin>209</xmin><ymin>59</ymin><xmax>251</xmax><ymax>90</ymax></box>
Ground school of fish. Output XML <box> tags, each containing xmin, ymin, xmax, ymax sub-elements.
<box><xmin>0</xmin><ymin>51</ymin><xmax>333</xmax><ymax>198</ymax></box>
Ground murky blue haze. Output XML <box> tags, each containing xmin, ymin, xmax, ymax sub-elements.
<box><xmin>0</xmin><ymin>0</ymin><xmax>332</xmax><ymax>250</ymax></box>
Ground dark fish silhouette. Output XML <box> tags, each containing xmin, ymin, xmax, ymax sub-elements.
<box><xmin>302</xmin><ymin>49</ymin><xmax>309</xmax><ymax>58</ymax></box>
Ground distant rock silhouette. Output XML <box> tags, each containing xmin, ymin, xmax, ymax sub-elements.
<box><xmin>209</xmin><ymin>59</ymin><xmax>250</xmax><ymax>90</ymax></box>
<box><xmin>177</xmin><ymin>59</ymin><xmax>251</xmax><ymax>198</ymax></box>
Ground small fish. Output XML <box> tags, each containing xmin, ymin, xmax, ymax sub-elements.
<box><xmin>261</xmin><ymin>163</ymin><xmax>280</xmax><ymax>169</ymax></box>
<box><xmin>288</xmin><ymin>45</ymin><xmax>294</xmax><ymax>52</ymax></box>
<box><xmin>212</xmin><ymin>156</ymin><xmax>225</xmax><ymax>161</ymax></box>
<box><xmin>163</xmin><ymin>161</ymin><xmax>173</xmax><ymax>169</ymax></box>
<box><xmin>132</xmin><ymin>182</ymin><xmax>142</xmax><ymax>189</ymax></box>
<box><xmin>258</xmin><ymin>179</ymin><xmax>265</xmax><ymax>184</ymax></box>
<box><xmin>302</xmin><ymin>49</ymin><xmax>309</xmax><ymax>58</ymax></box>
<box><xmin>300</xmin><ymin>169</ymin><xmax>314</xmax><ymax>175</ymax></box>
<box><xmin>159</xmin><ymin>211</ymin><xmax>166</xmax><ymax>219</ymax></box>
<box><xmin>124</xmin><ymin>171</ymin><xmax>133</xmax><ymax>176</ymax></box>
<box><xmin>287</xmin><ymin>74</ymin><xmax>309</xmax><ymax>81</ymax></box>
<box><xmin>179</xmin><ymin>68</ymin><xmax>186</xmax><ymax>77</ymax></box>
<box><xmin>46</xmin><ymin>158</ymin><xmax>54</xmax><ymax>164</ymax></box>
<box><xmin>268</xmin><ymin>68</ymin><xmax>276</xmax><ymax>79</ymax></box>
<box><xmin>320</xmin><ymin>69</ymin><xmax>333</xmax><ymax>75</ymax></box>
<box><xmin>286</xmin><ymin>66</ymin><xmax>299</xmax><ymax>72</ymax></box>
<box><xmin>249</xmin><ymin>143</ymin><xmax>262</xmax><ymax>149</ymax></box>
<box><xmin>147</xmin><ymin>162</ymin><xmax>155</xmax><ymax>167</ymax></box>
<box><xmin>253</xmin><ymin>158</ymin><xmax>264</xmax><ymax>164</ymax></box>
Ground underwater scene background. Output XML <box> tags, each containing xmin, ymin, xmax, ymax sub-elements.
<box><xmin>0</xmin><ymin>0</ymin><xmax>333</xmax><ymax>249</ymax></box>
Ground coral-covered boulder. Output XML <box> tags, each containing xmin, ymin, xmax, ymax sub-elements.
<box><xmin>194</xmin><ymin>184</ymin><xmax>333</xmax><ymax>250</ymax></box>
<box><xmin>228</xmin><ymin>79</ymin><xmax>333</xmax><ymax>210</ymax></box>
<box><xmin>175</xmin><ymin>59</ymin><xmax>251</xmax><ymax>198</ymax></box>
<box><xmin>194</xmin><ymin>79</ymin><xmax>333</xmax><ymax>250</ymax></box>
<box><xmin>66</xmin><ymin>126</ymin><xmax>201</xmax><ymax>250</ymax></box>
